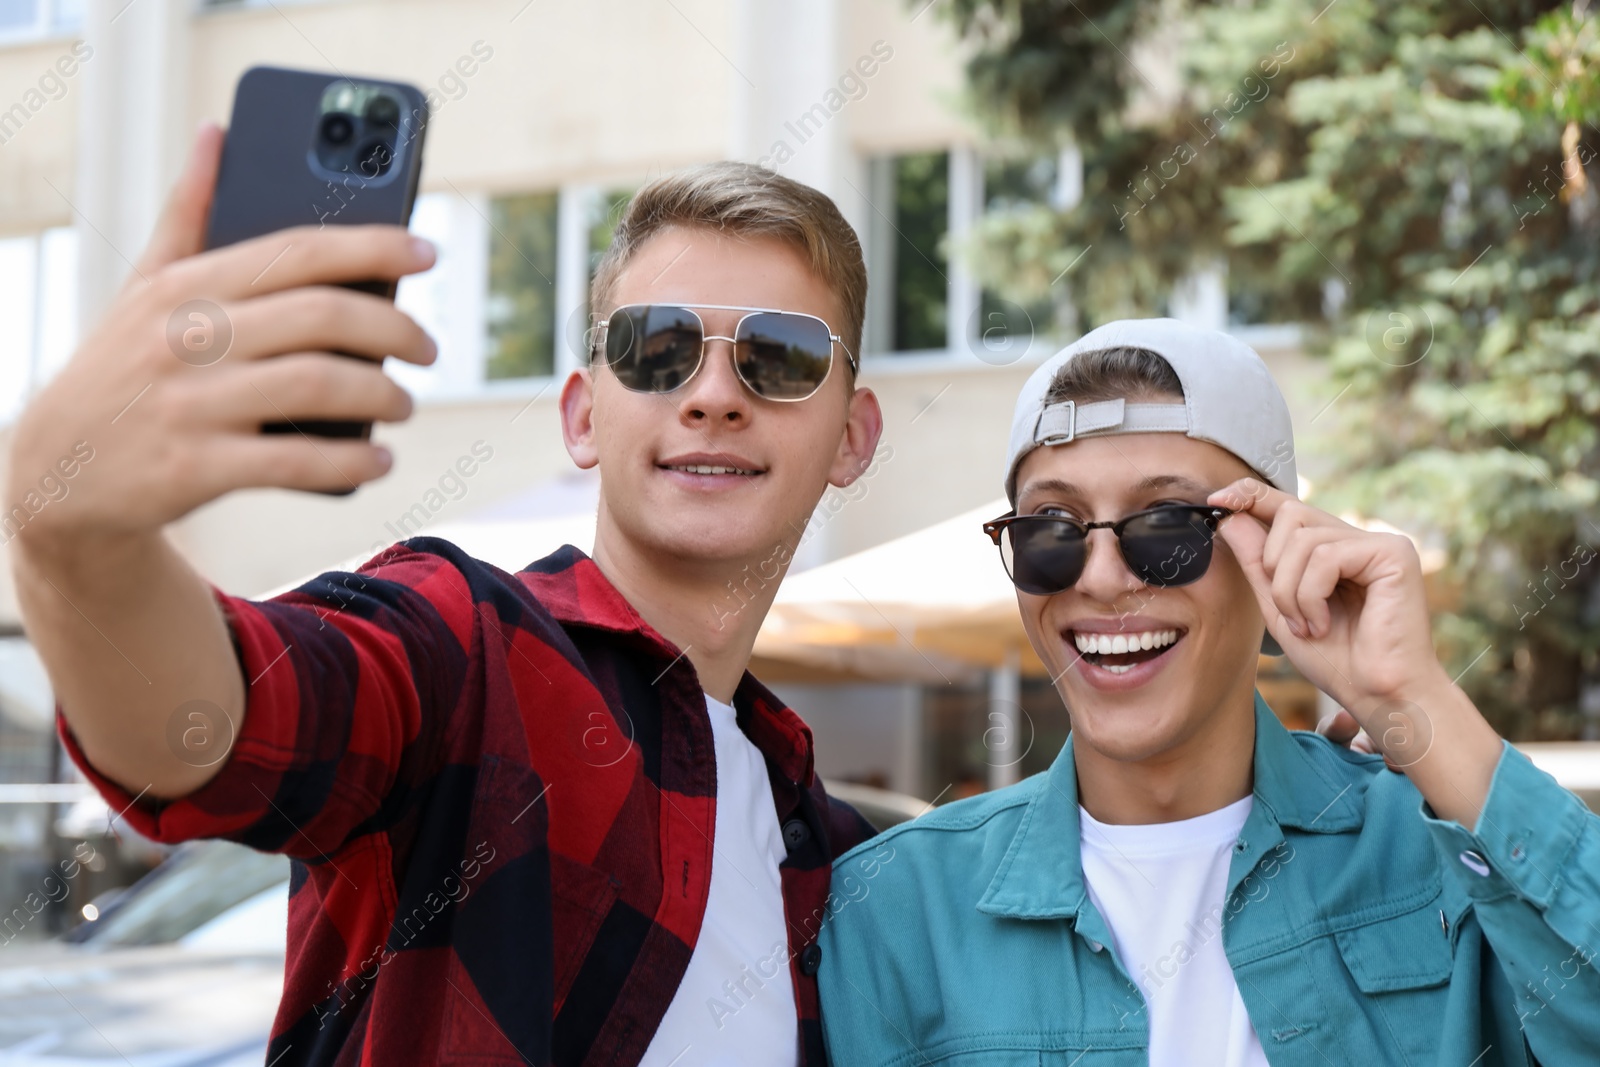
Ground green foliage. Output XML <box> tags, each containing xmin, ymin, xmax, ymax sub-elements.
<box><xmin>933</xmin><ymin>0</ymin><xmax>1600</xmax><ymax>736</ymax></box>
<box><xmin>486</xmin><ymin>192</ymin><xmax>559</xmax><ymax>381</ymax></box>
<box><xmin>1495</xmin><ymin>6</ymin><xmax>1600</xmax><ymax>124</ymax></box>
<box><xmin>889</xmin><ymin>152</ymin><xmax>952</xmax><ymax>351</ymax></box>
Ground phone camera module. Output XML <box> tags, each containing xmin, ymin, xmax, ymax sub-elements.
<box><xmin>355</xmin><ymin>138</ymin><xmax>395</xmax><ymax>178</ymax></box>
<box><xmin>313</xmin><ymin>82</ymin><xmax>407</xmax><ymax>184</ymax></box>
<box><xmin>320</xmin><ymin>112</ymin><xmax>356</xmax><ymax>146</ymax></box>
<box><xmin>365</xmin><ymin>95</ymin><xmax>401</xmax><ymax>130</ymax></box>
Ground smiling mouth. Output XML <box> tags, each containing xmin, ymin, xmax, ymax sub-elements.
<box><xmin>1072</xmin><ymin>628</ymin><xmax>1186</xmax><ymax>675</ymax></box>
<box><xmin>659</xmin><ymin>463</ymin><xmax>763</xmax><ymax>476</ymax></box>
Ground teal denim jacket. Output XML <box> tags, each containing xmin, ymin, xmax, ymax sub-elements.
<box><xmin>816</xmin><ymin>692</ymin><xmax>1600</xmax><ymax>1066</ymax></box>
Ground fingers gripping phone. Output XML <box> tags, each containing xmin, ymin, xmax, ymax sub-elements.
<box><xmin>203</xmin><ymin>66</ymin><xmax>429</xmax><ymax>488</ymax></box>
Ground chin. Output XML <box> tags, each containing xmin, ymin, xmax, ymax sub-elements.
<box><xmin>1066</xmin><ymin>692</ymin><xmax>1193</xmax><ymax>764</ymax></box>
<box><xmin>633</xmin><ymin>512</ymin><xmax>792</xmax><ymax>567</ymax></box>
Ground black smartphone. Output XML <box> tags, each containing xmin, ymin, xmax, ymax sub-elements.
<box><xmin>204</xmin><ymin>66</ymin><xmax>429</xmax><ymax>470</ymax></box>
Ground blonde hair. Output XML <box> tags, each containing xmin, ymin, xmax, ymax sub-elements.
<box><xmin>590</xmin><ymin>162</ymin><xmax>867</xmax><ymax>367</ymax></box>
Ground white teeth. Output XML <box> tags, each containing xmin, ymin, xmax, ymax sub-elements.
<box><xmin>1073</xmin><ymin>629</ymin><xmax>1180</xmax><ymax>655</ymax></box>
<box><xmin>668</xmin><ymin>464</ymin><xmax>756</xmax><ymax>476</ymax></box>
<box><xmin>1103</xmin><ymin>663</ymin><xmax>1135</xmax><ymax>674</ymax></box>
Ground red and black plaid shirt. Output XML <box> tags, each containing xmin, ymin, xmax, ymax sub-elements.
<box><xmin>61</xmin><ymin>539</ymin><xmax>875</xmax><ymax>1066</ymax></box>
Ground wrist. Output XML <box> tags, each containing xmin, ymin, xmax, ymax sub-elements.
<box><xmin>1377</xmin><ymin>672</ymin><xmax>1503</xmax><ymax>827</ymax></box>
<box><xmin>11</xmin><ymin>523</ymin><xmax>169</xmax><ymax>596</ymax></box>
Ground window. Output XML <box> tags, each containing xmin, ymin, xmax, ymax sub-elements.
<box><xmin>571</xmin><ymin>186</ymin><xmax>635</xmax><ymax>364</ymax></box>
<box><xmin>863</xmin><ymin>147</ymin><xmax>1078</xmax><ymax>360</ymax></box>
<box><xmin>0</xmin><ymin>0</ymin><xmax>79</xmax><ymax>40</ymax></box>
<box><xmin>979</xmin><ymin>153</ymin><xmax>1069</xmax><ymax>351</ymax></box>
<box><xmin>478</xmin><ymin>184</ymin><xmax>632</xmax><ymax>385</ymax></box>
<box><xmin>484</xmin><ymin>192</ymin><xmax>560</xmax><ymax>381</ymax></box>
<box><xmin>0</xmin><ymin>226</ymin><xmax>77</xmax><ymax>425</ymax></box>
<box><xmin>586</xmin><ymin>187</ymin><xmax>634</xmax><ymax>283</ymax></box>
<box><xmin>865</xmin><ymin>151</ymin><xmax>950</xmax><ymax>355</ymax></box>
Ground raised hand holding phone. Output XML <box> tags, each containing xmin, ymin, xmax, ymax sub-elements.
<box><xmin>9</xmin><ymin>122</ymin><xmax>436</xmax><ymax>528</ymax></box>
<box><xmin>206</xmin><ymin>67</ymin><xmax>430</xmax><ymax>454</ymax></box>
<box><xmin>4</xmin><ymin>119</ymin><xmax>437</xmax><ymax>799</ymax></box>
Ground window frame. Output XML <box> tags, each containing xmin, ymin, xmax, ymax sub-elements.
<box><xmin>859</xmin><ymin>144</ymin><xmax>1083</xmax><ymax>371</ymax></box>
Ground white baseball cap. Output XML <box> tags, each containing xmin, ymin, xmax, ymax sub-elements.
<box><xmin>1004</xmin><ymin>317</ymin><xmax>1298</xmax><ymax>505</ymax></box>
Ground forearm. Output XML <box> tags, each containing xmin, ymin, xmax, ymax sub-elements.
<box><xmin>12</xmin><ymin>527</ymin><xmax>245</xmax><ymax>800</ymax></box>
<box><xmin>1390</xmin><ymin>668</ymin><xmax>1504</xmax><ymax>828</ymax></box>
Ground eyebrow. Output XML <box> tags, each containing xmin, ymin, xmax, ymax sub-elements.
<box><xmin>1019</xmin><ymin>474</ymin><xmax>1212</xmax><ymax>500</ymax></box>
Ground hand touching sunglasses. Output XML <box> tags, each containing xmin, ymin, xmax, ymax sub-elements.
<box><xmin>983</xmin><ymin>504</ymin><xmax>1235</xmax><ymax>595</ymax></box>
<box><xmin>593</xmin><ymin>303</ymin><xmax>858</xmax><ymax>402</ymax></box>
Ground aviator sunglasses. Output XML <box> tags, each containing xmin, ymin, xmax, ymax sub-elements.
<box><xmin>592</xmin><ymin>303</ymin><xmax>859</xmax><ymax>402</ymax></box>
<box><xmin>983</xmin><ymin>504</ymin><xmax>1235</xmax><ymax>595</ymax></box>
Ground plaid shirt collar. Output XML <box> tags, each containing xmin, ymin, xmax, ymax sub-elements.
<box><xmin>520</xmin><ymin>544</ymin><xmax>817</xmax><ymax>787</ymax></box>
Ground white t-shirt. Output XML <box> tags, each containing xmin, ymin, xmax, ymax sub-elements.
<box><xmin>1078</xmin><ymin>795</ymin><xmax>1269</xmax><ymax>1067</ymax></box>
<box><xmin>640</xmin><ymin>695</ymin><xmax>798</xmax><ymax>1067</ymax></box>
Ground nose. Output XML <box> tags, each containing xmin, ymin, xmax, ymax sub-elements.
<box><xmin>1073</xmin><ymin>527</ymin><xmax>1145</xmax><ymax>607</ymax></box>
<box><xmin>676</xmin><ymin>334</ymin><xmax>752</xmax><ymax>427</ymax></box>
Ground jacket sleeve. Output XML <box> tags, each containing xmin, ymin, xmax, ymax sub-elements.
<box><xmin>59</xmin><ymin>541</ymin><xmax>480</xmax><ymax>858</ymax></box>
<box><xmin>1420</xmin><ymin>740</ymin><xmax>1600</xmax><ymax>1064</ymax></box>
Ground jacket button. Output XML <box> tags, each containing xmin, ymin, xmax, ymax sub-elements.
<box><xmin>782</xmin><ymin>818</ymin><xmax>811</xmax><ymax>850</ymax></box>
<box><xmin>1458</xmin><ymin>850</ymin><xmax>1491</xmax><ymax>877</ymax></box>
<box><xmin>799</xmin><ymin>943</ymin><xmax>823</xmax><ymax>976</ymax></box>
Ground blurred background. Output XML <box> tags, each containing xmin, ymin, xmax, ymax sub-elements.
<box><xmin>0</xmin><ymin>0</ymin><xmax>1596</xmax><ymax>1058</ymax></box>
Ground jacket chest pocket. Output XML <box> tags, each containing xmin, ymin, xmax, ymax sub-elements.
<box><xmin>1332</xmin><ymin>902</ymin><xmax>1457</xmax><ymax>1065</ymax></box>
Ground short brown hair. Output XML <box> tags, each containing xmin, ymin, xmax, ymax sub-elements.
<box><xmin>1045</xmin><ymin>346</ymin><xmax>1183</xmax><ymax>405</ymax></box>
<box><xmin>589</xmin><ymin>162</ymin><xmax>867</xmax><ymax>367</ymax></box>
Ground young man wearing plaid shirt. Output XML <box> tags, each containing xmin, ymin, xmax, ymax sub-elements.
<box><xmin>7</xmin><ymin>123</ymin><xmax>886</xmax><ymax>1066</ymax></box>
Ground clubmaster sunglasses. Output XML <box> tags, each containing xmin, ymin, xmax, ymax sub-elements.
<box><xmin>592</xmin><ymin>303</ymin><xmax>859</xmax><ymax>402</ymax></box>
<box><xmin>983</xmin><ymin>504</ymin><xmax>1235</xmax><ymax>595</ymax></box>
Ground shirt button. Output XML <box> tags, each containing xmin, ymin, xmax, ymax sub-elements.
<box><xmin>1088</xmin><ymin>940</ymin><xmax>1104</xmax><ymax>953</ymax></box>
<box><xmin>799</xmin><ymin>943</ymin><xmax>823</xmax><ymax>976</ymax></box>
<box><xmin>782</xmin><ymin>818</ymin><xmax>811</xmax><ymax>850</ymax></box>
<box><xmin>1458</xmin><ymin>850</ymin><xmax>1491</xmax><ymax>877</ymax></box>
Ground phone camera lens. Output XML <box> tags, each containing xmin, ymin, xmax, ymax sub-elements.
<box><xmin>320</xmin><ymin>112</ymin><xmax>355</xmax><ymax>146</ymax></box>
<box><xmin>355</xmin><ymin>138</ymin><xmax>395</xmax><ymax>178</ymax></box>
<box><xmin>365</xmin><ymin>95</ymin><xmax>401</xmax><ymax>129</ymax></box>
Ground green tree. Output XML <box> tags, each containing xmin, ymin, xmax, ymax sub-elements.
<box><xmin>933</xmin><ymin>0</ymin><xmax>1600</xmax><ymax>738</ymax></box>
<box><xmin>486</xmin><ymin>192</ymin><xmax>559</xmax><ymax>381</ymax></box>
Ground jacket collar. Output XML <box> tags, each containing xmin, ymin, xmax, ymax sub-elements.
<box><xmin>977</xmin><ymin>690</ymin><xmax>1363</xmax><ymax>921</ymax></box>
<box><xmin>1249</xmin><ymin>691</ymin><xmax>1366</xmax><ymax>833</ymax></box>
<box><xmin>518</xmin><ymin>544</ymin><xmax>814</xmax><ymax>786</ymax></box>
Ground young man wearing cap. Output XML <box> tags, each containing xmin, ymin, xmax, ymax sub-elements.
<box><xmin>816</xmin><ymin>318</ymin><xmax>1600</xmax><ymax>1066</ymax></box>
<box><xmin>7</xmin><ymin>126</ymin><xmax>883</xmax><ymax>1064</ymax></box>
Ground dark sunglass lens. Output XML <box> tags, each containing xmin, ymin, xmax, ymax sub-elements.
<box><xmin>1120</xmin><ymin>507</ymin><xmax>1218</xmax><ymax>587</ymax></box>
<box><xmin>1004</xmin><ymin>519</ymin><xmax>1088</xmax><ymax>595</ymax></box>
<box><xmin>735</xmin><ymin>313</ymin><xmax>833</xmax><ymax>399</ymax></box>
<box><xmin>603</xmin><ymin>306</ymin><xmax>703</xmax><ymax>392</ymax></box>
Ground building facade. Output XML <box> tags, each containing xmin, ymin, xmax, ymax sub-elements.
<box><xmin>0</xmin><ymin>0</ymin><xmax>1331</xmax><ymax>814</ymax></box>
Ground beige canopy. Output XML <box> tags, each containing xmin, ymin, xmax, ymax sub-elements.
<box><xmin>752</xmin><ymin>500</ymin><xmax>1042</xmax><ymax>684</ymax></box>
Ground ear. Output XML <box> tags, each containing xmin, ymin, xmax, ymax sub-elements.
<box><xmin>559</xmin><ymin>368</ymin><xmax>600</xmax><ymax>470</ymax></box>
<box><xmin>828</xmin><ymin>385</ymin><xmax>884</xmax><ymax>488</ymax></box>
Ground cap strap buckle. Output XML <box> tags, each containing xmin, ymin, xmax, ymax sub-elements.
<box><xmin>1033</xmin><ymin>399</ymin><xmax>1079</xmax><ymax>446</ymax></box>
<box><xmin>1034</xmin><ymin>398</ymin><xmax>1190</xmax><ymax>447</ymax></box>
